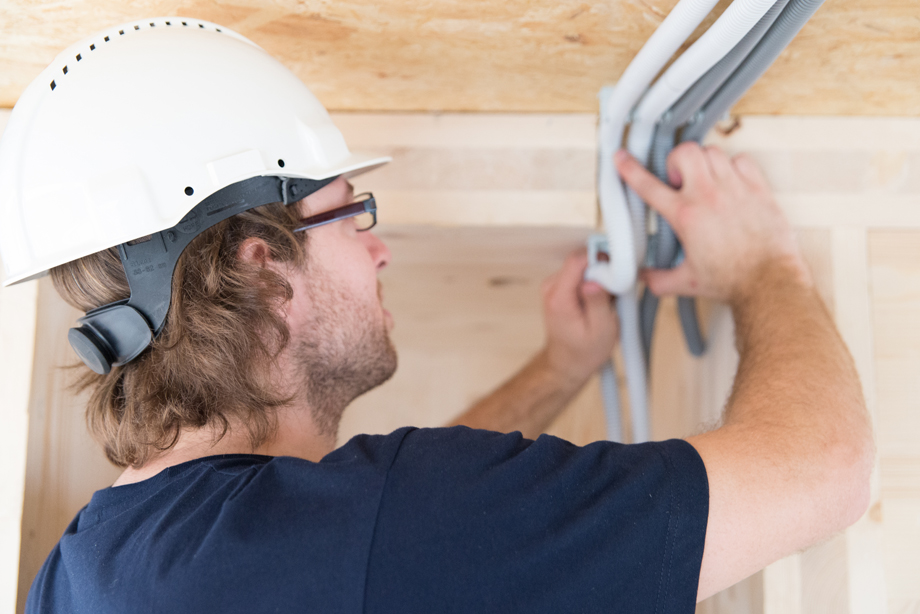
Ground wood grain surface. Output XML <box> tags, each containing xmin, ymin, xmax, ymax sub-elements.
<box><xmin>1</xmin><ymin>0</ymin><xmax>918</xmax><ymax>115</ymax></box>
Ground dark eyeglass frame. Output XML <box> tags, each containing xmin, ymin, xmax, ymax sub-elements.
<box><xmin>293</xmin><ymin>192</ymin><xmax>377</xmax><ymax>233</ymax></box>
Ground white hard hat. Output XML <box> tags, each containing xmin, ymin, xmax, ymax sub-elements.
<box><xmin>0</xmin><ymin>17</ymin><xmax>390</xmax><ymax>287</ymax></box>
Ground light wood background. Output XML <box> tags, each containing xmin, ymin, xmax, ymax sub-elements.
<box><xmin>1</xmin><ymin>0</ymin><xmax>919</xmax><ymax>115</ymax></box>
<box><xmin>3</xmin><ymin>111</ymin><xmax>917</xmax><ymax>613</ymax></box>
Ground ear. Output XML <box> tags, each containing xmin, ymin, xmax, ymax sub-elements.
<box><xmin>236</xmin><ymin>237</ymin><xmax>273</xmax><ymax>267</ymax></box>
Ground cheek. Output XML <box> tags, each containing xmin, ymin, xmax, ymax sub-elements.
<box><xmin>284</xmin><ymin>276</ymin><xmax>318</xmax><ymax>332</ymax></box>
<box><xmin>312</xmin><ymin>231</ymin><xmax>379</xmax><ymax>300</ymax></box>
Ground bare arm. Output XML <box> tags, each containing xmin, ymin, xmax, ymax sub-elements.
<box><xmin>617</xmin><ymin>144</ymin><xmax>874</xmax><ymax>601</ymax></box>
<box><xmin>450</xmin><ymin>251</ymin><xmax>619</xmax><ymax>439</ymax></box>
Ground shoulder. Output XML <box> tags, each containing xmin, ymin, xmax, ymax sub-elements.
<box><xmin>391</xmin><ymin>425</ymin><xmax>707</xmax><ymax>485</ymax></box>
<box><xmin>382</xmin><ymin>426</ymin><xmax>708</xmax><ymax>528</ymax></box>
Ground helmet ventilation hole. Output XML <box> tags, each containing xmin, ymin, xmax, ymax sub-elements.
<box><xmin>184</xmin><ymin>187</ymin><xmax>194</xmax><ymax>196</ymax></box>
<box><xmin>45</xmin><ymin>21</ymin><xmax>226</xmax><ymax>97</ymax></box>
<box><xmin>278</xmin><ymin>159</ymin><xmax>285</xmax><ymax>168</ymax></box>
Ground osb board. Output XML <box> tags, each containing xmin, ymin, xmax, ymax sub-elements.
<box><xmin>1</xmin><ymin>0</ymin><xmax>919</xmax><ymax>115</ymax></box>
<box><xmin>0</xmin><ymin>262</ymin><xmax>37</xmax><ymax>614</ymax></box>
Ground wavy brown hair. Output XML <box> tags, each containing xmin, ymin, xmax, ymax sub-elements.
<box><xmin>51</xmin><ymin>202</ymin><xmax>307</xmax><ymax>468</ymax></box>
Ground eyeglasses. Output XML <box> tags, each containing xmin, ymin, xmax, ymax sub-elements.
<box><xmin>293</xmin><ymin>192</ymin><xmax>377</xmax><ymax>234</ymax></box>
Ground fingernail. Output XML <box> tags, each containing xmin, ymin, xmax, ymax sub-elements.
<box><xmin>614</xmin><ymin>150</ymin><xmax>628</xmax><ymax>164</ymax></box>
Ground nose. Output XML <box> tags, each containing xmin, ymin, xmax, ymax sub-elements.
<box><xmin>360</xmin><ymin>231</ymin><xmax>391</xmax><ymax>271</ymax></box>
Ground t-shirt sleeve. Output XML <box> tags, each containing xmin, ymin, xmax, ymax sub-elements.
<box><xmin>364</xmin><ymin>427</ymin><xmax>708</xmax><ymax>614</ymax></box>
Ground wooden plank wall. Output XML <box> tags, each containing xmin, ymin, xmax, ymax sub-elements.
<box><xmin>2</xmin><ymin>110</ymin><xmax>919</xmax><ymax>613</ymax></box>
<box><xmin>1</xmin><ymin>0</ymin><xmax>919</xmax><ymax>116</ymax></box>
<box><xmin>0</xmin><ymin>105</ymin><xmax>37</xmax><ymax>614</ymax></box>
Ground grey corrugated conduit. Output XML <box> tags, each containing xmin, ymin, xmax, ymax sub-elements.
<box><xmin>599</xmin><ymin>361</ymin><xmax>622</xmax><ymax>442</ymax></box>
<box><xmin>681</xmin><ymin>0</ymin><xmax>828</xmax><ymax>144</ymax></box>
<box><xmin>640</xmin><ymin>0</ymin><xmax>790</xmax><ymax>363</ymax></box>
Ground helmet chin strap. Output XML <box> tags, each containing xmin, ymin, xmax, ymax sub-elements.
<box><xmin>68</xmin><ymin>175</ymin><xmax>336</xmax><ymax>375</ymax></box>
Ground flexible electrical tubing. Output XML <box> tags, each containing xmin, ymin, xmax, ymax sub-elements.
<box><xmin>620</xmin><ymin>287</ymin><xmax>650</xmax><ymax>442</ymax></box>
<box><xmin>599</xmin><ymin>360</ymin><xmax>622</xmax><ymax>442</ymax></box>
<box><xmin>682</xmin><ymin>0</ymin><xmax>828</xmax><ymax>144</ymax></box>
<box><xmin>589</xmin><ymin>0</ymin><xmax>723</xmax><ymax>296</ymax></box>
<box><xmin>625</xmin><ymin>0</ymin><xmax>778</xmax><ymax>236</ymax></box>
<box><xmin>615</xmin><ymin>0</ymin><xmax>775</xmax><ymax>442</ymax></box>
<box><xmin>593</xmin><ymin>0</ymin><xmax>724</xmax><ymax>442</ymax></box>
<box><xmin>639</xmin><ymin>0</ymin><xmax>790</xmax><ymax>361</ymax></box>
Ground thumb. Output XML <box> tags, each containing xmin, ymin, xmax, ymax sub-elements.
<box><xmin>543</xmin><ymin>250</ymin><xmax>588</xmax><ymax>314</ymax></box>
<box><xmin>642</xmin><ymin>264</ymin><xmax>696</xmax><ymax>297</ymax></box>
<box><xmin>582</xmin><ymin>283</ymin><xmax>618</xmax><ymax>331</ymax></box>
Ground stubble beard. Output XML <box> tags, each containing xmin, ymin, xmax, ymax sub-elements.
<box><xmin>293</xmin><ymin>265</ymin><xmax>398</xmax><ymax>440</ymax></box>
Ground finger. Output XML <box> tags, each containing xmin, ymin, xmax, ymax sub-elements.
<box><xmin>703</xmin><ymin>145</ymin><xmax>734</xmax><ymax>181</ymax></box>
<box><xmin>581</xmin><ymin>281</ymin><xmax>619</xmax><ymax>330</ymax></box>
<box><xmin>615</xmin><ymin>150</ymin><xmax>680</xmax><ymax>224</ymax></box>
<box><xmin>546</xmin><ymin>251</ymin><xmax>589</xmax><ymax>307</ymax></box>
<box><xmin>732</xmin><ymin>152</ymin><xmax>768</xmax><ymax>189</ymax></box>
<box><xmin>667</xmin><ymin>142</ymin><xmax>715</xmax><ymax>193</ymax></box>
<box><xmin>668</xmin><ymin>164</ymin><xmax>683</xmax><ymax>189</ymax></box>
<box><xmin>641</xmin><ymin>264</ymin><xmax>697</xmax><ymax>297</ymax></box>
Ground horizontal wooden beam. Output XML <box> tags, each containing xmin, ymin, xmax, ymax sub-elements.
<box><xmin>5</xmin><ymin>110</ymin><xmax>920</xmax><ymax>229</ymax></box>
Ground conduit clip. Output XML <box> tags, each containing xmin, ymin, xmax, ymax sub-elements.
<box><xmin>587</xmin><ymin>233</ymin><xmax>611</xmax><ymax>267</ymax></box>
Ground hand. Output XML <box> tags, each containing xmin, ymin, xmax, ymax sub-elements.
<box><xmin>615</xmin><ymin>143</ymin><xmax>810</xmax><ymax>305</ymax></box>
<box><xmin>541</xmin><ymin>250</ymin><xmax>619</xmax><ymax>384</ymax></box>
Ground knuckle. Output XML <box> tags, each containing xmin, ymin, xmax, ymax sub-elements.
<box><xmin>705</xmin><ymin>145</ymin><xmax>729</xmax><ymax>166</ymax></box>
<box><xmin>695</xmin><ymin>181</ymin><xmax>720</xmax><ymax>204</ymax></box>
<box><xmin>733</xmin><ymin>153</ymin><xmax>761</xmax><ymax>175</ymax></box>
<box><xmin>733</xmin><ymin>152</ymin><xmax>754</xmax><ymax>165</ymax></box>
<box><xmin>672</xmin><ymin>141</ymin><xmax>702</xmax><ymax>162</ymax></box>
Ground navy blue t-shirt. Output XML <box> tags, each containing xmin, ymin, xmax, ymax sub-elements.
<box><xmin>27</xmin><ymin>427</ymin><xmax>709</xmax><ymax>613</ymax></box>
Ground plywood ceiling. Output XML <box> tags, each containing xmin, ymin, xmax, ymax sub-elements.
<box><xmin>0</xmin><ymin>0</ymin><xmax>916</xmax><ymax>115</ymax></box>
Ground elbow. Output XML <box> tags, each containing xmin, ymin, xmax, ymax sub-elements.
<box><xmin>831</xmin><ymin>426</ymin><xmax>875</xmax><ymax>529</ymax></box>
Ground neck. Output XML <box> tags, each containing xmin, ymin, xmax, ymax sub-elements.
<box><xmin>113</xmin><ymin>403</ymin><xmax>337</xmax><ymax>487</ymax></box>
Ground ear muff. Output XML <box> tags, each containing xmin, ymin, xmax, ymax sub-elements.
<box><xmin>69</xmin><ymin>304</ymin><xmax>153</xmax><ymax>374</ymax></box>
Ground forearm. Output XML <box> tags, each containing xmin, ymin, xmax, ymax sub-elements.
<box><xmin>726</xmin><ymin>258</ymin><xmax>873</xmax><ymax>493</ymax></box>
<box><xmin>448</xmin><ymin>348</ymin><xmax>586</xmax><ymax>439</ymax></box>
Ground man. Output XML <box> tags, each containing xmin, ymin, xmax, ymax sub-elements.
<box><xmin>2</xmin><ymin>19</ymin><xmax>872</xmax><ymax>613</ymax></box>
